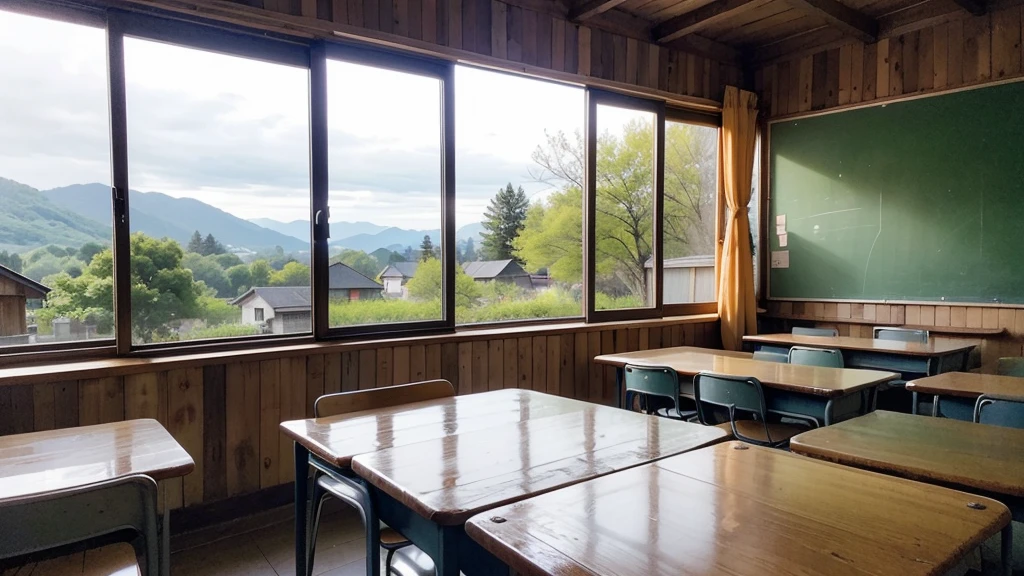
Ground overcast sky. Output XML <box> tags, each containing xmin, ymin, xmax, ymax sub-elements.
<box><xmin>0</xmin><ymin>8</ymin><xmax>643</xmax><ymax>230</ymax></box>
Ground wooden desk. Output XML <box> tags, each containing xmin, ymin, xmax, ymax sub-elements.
<box><xmin>285</xmin><ymin>389</ymin><xmax>727</xmax><ymax>576</ymax></box>
<box><xmin>1</xmin><ymin>542</ymin><xmax>140</xmax><ymax>576</ymax></box>
<box><xmin>593</xmin><ymin>346</ymin><xmax>897</xmax><ymax>425</ymax></box>
<box><xmin>906</xmin><ymin>372</ymin><xmax>1024</xmax><ymax>420</ymax></box>
<box><xmin>743</xmin><ymin>334</ymin><xmax>976</xmax><ymax>378</ymax></box>
<box><xmin>466</xmin><ymin>442</ymin><xmax>1010</xmax><ymax>576</ymax></box>
<box><xmin>0</xmin><ymin>419</ymin><xmax>194</xmax><ymax>501</ymax></box>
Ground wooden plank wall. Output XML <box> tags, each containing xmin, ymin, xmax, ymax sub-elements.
<box><xmin>754</xmin><ymin>6</ymin><xmax>1024</xmax><ymax>117</ymax></box>
<box><xmin>0</xmin><ymin>319</ymin><xmax>720</xmax><ymax>510</ymax></box>
<box><xmin>754</xmin><ymin>9</ymin><xmax>1024</xmax><ymax>373</ymax></box>
<box><xmin>207</xmin><ymin>0</ymin><xmax>743</xmax><ymax>101</ymax></box>
<box><xmin>764</xmin><ymin>300</ymin><xmax>1024</xmax><ymax>373</ymax></box>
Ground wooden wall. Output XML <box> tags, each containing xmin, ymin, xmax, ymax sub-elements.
<box><xmin>753</xmin><ymin>7</ymin><xmax>1024</xmax><ymax>373</ymax></box>
<box><xmin>754</xmin><ymin>5</ymin><xmax>1024</xmax><ymax>117</ymax></box>
<box><xmin>128</xmin><ymin>0</ymin><xmax>743</xmax><ymax>102</ymax></box>
<box><xmin>0</xmin><ymin>318</ymin><xmax>720</xmax><ymax>511</ymax></box>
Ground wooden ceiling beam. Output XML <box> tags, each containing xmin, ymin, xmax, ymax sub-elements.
<box><xmin>570</xmin><ymin>0</ymin><xmax>631</xmax><ymax>21</ymax></box>
<box><xmin>952</xmin><ymin>0</ymin><xmax>986</xmax><ymax>14</ymax></box>
<box><xmin>784</xmin><ymin>0</ymin><xmax>878</xmax><ymax>43</ymax></box>
<box><xmin>653</xmin><ymin>0</ymin><xmax>774</xmax><ymax>44</ymax></box>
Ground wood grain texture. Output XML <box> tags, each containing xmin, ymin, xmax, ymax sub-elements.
<box><xmin>744</xmin><ymin>333</ymin><xmax>977</xmax><ymax>356</ymax></box>
<box><xmin>466</xmin><ymin>442</ymin><xmax>1009</xmax><ymax>576</ymax></box>
<box><xmin>595</xmin><ymin>346</ymin><xmax>895</xmax><ymax>396</ymax></box>
<box><xmin>350</xmin><ymin>392</ymin><xmax>727</xmax><ymax>525</ymax></box>
<box><xmin>907</xmin><ymin>371</ymin><xmax>1024</xmax><ymax>399</ymax></box>
<box><xmin>792</xmin><ymin>410</ymin><xmax>1024</xmax><ymax>497</ymax></box>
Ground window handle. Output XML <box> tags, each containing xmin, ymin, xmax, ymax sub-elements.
<box><xmin>315</xmin><ymin>208</ymin><xmax>330</xmax><ymax>239</ymax></box>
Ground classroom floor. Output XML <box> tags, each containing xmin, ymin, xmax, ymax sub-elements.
<box><xmin>171</xmin><ymin>506</ymin><xmax>1021</xmax><ymax>576</ymax></box>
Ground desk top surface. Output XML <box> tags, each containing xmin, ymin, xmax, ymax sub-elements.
<box><xmin>465</xmin><ymin>441</ymin><xmax>1009</xmax><ymax>576</ymax></box>
<box><xmin>906</xmin><ymin>372</ymin><xmax>1024</xmax><ymax>399</ymax></box>
<box><xmin>743</xmin><ymin>334</ymin><xmax>977</xmax><ymax>356</ymax></box>
<box><xmin>0</xmin><ymin>419</ymin><xmax>195</xmax><ymax>502</ymax></box>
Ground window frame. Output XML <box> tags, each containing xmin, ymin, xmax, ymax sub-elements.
<box><xmin>107</xmin><ymin>9</ymin><xmax>313</xmax><ymax>352</ymax></box>
<box><xmin>584</xmin><ymin>88</ymin><xmax>666</xmax><ymax>323</ymax></box>
<box><xmin>313</xmin><ymin>41</ymin><xmax>457</xmax><ymax>340</ymax></box>
<box><xmin>662</xmin><ymin>107</ymin><xmax>722</xmax><ymax>318</ymax></box>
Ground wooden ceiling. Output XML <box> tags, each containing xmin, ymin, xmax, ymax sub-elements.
<box><xmin>559</xmin><ymin>0</ymin><xmax>992</xmax><ymax>64</ymax></box>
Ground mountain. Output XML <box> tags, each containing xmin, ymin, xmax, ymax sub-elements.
<box><xmin>0</xmin><ymin>178</ymin><xmax>109</xmax><ymax>251</ymax></box>
<box><xmin>333</xmin><ymin>227</ymin><xmax>441</xmax><ymax>253</ymax></box>
<box><xmin>456</xmin><ymin>222</ymin><xmax>485</xmax><ymax>244</ymax></box>
<box><xmin>249</xmin><ymin>218</ymin><xmax>390</xmax><ymax>243</ymax></box>
<box><xmin>44</xmin><ymin>183</ymin><xmax>307</xmax><ymax>252</ymax></box>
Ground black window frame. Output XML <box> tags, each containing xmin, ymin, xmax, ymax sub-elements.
<box><xmin>312</xmin><ymin>41</ymin><xmax>456</xmax><ymax>340</ymax></box>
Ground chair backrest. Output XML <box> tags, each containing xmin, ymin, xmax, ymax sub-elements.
<box><xmin>315</xmin><ymin>379</ymin><xmax>455</xmax><ymax>417</ymax></box>
<box><xmin>752</xmin><ymin>350</ymin><xmax>789</xmax><ymax>363</ymax></box>
<box><xmin>792</xmin><ymin>326</ymin><xmax>839</xmax><ymax>337</ymax></box>
<box><xmin>873</xmin><ymin>326</ymin><xmax>929</xmax><ymax>343</ymax></box>
<box><xmin>974</xmin><ymin>395</ymin><xmax>1024</xmax><ymax>429</ymax></box>
<box><xmin>0</xmin><ymin>474</ymin><xmax>159</xmax><ymax>576</ymax></box>
<box><xmin>788</xmin><ymin>346</ymin><xmax>844</xmax><ymax>368</ymax></box>
<box><xmin>996</xmin><ymin>357</ymin><xmax>1024</xmax><ymax>377</ymax></box>
<box><xmin>693</xmin><ymin>372</ymin><xmax>776</xmax><ymax>445</ymax></box>
<box><xmin>623</xmin><ymin>364</ymin><xmax>682</xmax><ymax>416</ymax></box>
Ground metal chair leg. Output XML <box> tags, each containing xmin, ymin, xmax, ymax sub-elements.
<box><xmin>1000</xmin><ymin>522</ymin><xmax>1013</xmax><ymax>576</ymax></box>
<box><xmin>307</xmin><ymin>474</ymin><xmax>330</xmax><ymax>576</ymax></box>
<box><xmin>386</xmin><ymin>548</ymin><xmax>396</xmax><ymax>575</ymax></box>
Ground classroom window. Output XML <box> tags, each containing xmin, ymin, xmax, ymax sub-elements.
<box><xmin>0</xmin><ymin>8</ymin><xmax>114</xmax><ymax>349</ymax></box>
<box><xmin>323</xmin><ymin>50</ymin><xmax>449</xmax><ymax>332</ymax></box>
<box><xmin>122</xmin><ymin>31</ymin><xmax>311</xmax><ymax>345</ymax></box>
<box><xmin>454</xmin><ymin>66</ymin><xmax>585</xmax><ymax>326</ymax></box>
<box><xmin>588</xmin><ymin>95</ymin><xmax>662</xmax><ymax>316</ymax></box>
<box><xmin>662</xmin><ymin>118</ymin><xmax>719</xmax><ymax>306</ymax></box>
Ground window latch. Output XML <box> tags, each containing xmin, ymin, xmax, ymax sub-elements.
<box><xmin>315</xmin><ymin>208</ymin><xmax>330</xmax><ymax>239</ymax></box>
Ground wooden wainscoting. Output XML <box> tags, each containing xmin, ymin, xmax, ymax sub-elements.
<box><xmin>0</xmin><ymin>317</ymin><xmax>720</xmax><ymax>512</ymax></box>
<box><xmin>764</xmin><ymin>300</ymin><xmax>1024</xmax><ymax>373</ymax></box>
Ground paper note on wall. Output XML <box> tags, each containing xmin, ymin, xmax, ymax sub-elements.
<box><xmin>778</xmin><ymin>233</ymin><xmax>788</xmax><ymax>247</ymax></box>
<box><xmin>776</xmin><ymin>214</ymin><xmax>786</xmax><ymax>227</ymax></box>
<box><xmin>770</xmin><ymin>250</ymin><xmax>790</xmax><ymax>269</ymax></box>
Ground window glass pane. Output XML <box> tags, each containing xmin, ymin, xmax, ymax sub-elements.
<box><xmin>326</xmin><ymin>59</ymin><xmax>443</xmax><ymax>328</ymax></box>
<box><xmin>594</xmin><ymin>104</ymin><xmax>656</xmax><ymax>311</ymax></box>
<box><xmin>455</xmin><ymin>66</ymin><xmax>584</xmax><ymax>325</ymax></box>
<box><xmin>0</xmin><ymin>10</ymin><xmax>113</xmax><ymax>347</ymax></box>
<box><xmin>751</xmin><ymin>136</ymin><xmax>761</xmax><ymax>298</ymax></box>
<box><xmin>662</xmin><ymin>120</ymin><xmax>718</xmax><ymax>304</ymax></box>
<box><xmin>125</xmin><ymin>38</ymin><xmax>311</xmax><ymax>344</ymax></box>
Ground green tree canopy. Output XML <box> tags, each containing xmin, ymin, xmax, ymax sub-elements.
<box><xmin>77</xmin><ymin>242</ymin><xmax>106</xmax><ymax>265</ymax></box>
<box><xmin>406</xmin><ymin>258</ymin><xmax>480</xmax><ymax>307</ymax></box>
<box><xmin>249</xmin><ymin>259</ymin><xmax>272</xmax><ymax>287</ymax></box>
<box><xmin>480</xmin><ymin>183</ymin><xmax>529</xmax><ymax>262</ymax></box>
<box><xmin>129</xmin><ymin>233</ymin><xmax>203</xmax><ymax>342</ymax></box>
<box><xmin>225</xmin><ymin>264</ymin><xmax>252</xmax><ymax>295</ymax></box>
<box><xmin>181</xmin><ymin>253</ymin><xmax>231</xmax><ymax>297</ymax></box>
<box><xmin>270</xmin><ymin>261</ymin><xmax>310</xmax><ymax>286</ymax></box>
<box><xmin>462</xmin><ymin>238</ymin><xmax>477</xmax><ymax>263</ymax></box>
<box><xmin>202</xmin><ymin>233</ymin><xmax>225</xmax><ymax>256</ymax></box>
<box><xmin>419</xmin><ymin>235</ymin><xmax>435</xmax><ymax>262</ymax></box>
<box><xmin>187</xmin><ymin>231</ymin><xmax>204</xmax><ymax>254</ymax></box>
<box><xmin>332</xmin><ymin>249</ymin><xmax>380</xmax><ymax>279</ymax></box>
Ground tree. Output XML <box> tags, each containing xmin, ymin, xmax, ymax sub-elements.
<box><xmin>270</xmin><ymin>261</ymin><xmax>311</xmax><ymax>286</ymax></box>
<box><xmin>249</xmin><ymin>260</ymin><xmax>272</xmax><ymax>287</ymax></box>
<box><xmin>187</xmin><ymin>231</ymin><xmax>204</xmax><ymax>254</ymax></box>
<box><xmin>77</xmin><ymin>242</ymin><xmax>105</xmax><ymax>265</ymax></box>
<box><xmin>514</xmin><ymin>188</ymin><xmax>582</xmax><ymax>283</ymax></box>
<box><xmin>202</xmin><ymin>233</ymin><xmax>225</xmax><ymax>256</ymax></box>
<box><xmin>480</xmin><ymin>184</ymin><xmax>529</xmax><ymax>262</ymax></box>
<box><xmin>225</xmin><ymin>264</ymin><xmax>252</xmax><ymax>295</ymax></box>
<box><xmin>128</xmin><ymin>233</ymin><xmax>203</xmax><ymax>341</ymax></box>
<box><xmin>0</xmin><ymin>250</ymin><xmax>22</xmax><ymax>273</ymax></box>
<box><xmin>181</xmin><ymin>253</ymin><xmax>231</xmax><ymax>297</ymax></box>
<box><xmin>419</xmin><ymin>235</ymin><xmax>435</xmax><ymax>262</ymax></box>
<box><xmin>462</xmin><ymin>238</ymin><xmax>477</xmax><ymax>263</ymax></box>
<box><xmin>406</xmin><ymin>257</ymin><xmax>480</xmax><ymax>307</ymax></box>
<box><xmin>331</xmin><ymin>249</ymin><xmax>380</xmax><ymax>279</ymax></box>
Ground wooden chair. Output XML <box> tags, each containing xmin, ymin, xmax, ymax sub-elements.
<box><xmin>873</xmin><ymin>326</ymin><xmax>929</xmax><ymax>343</ymax></box>
<box><xmin>787</xmin><ymin>346</ymin><xmax>844</xmax><ymax>368</ymax></box>
<box><xmin>308</xmin><ymin>380</ymin><xmax>454</xmax><ymax>576</ymax></box>
<box><xmin>792</xmin><ymin>326</ymin><xmax>839</xmax><ymax>337</ymax></box>
<box><xmin>693</xmin><ymin>372</ymin><xmax>809</xmax><ymax>448</ymax></box>
<box><xmin>0</xmin><ymin>475</ymin><xmax>159</xmax><ymax>576</ymax></box>
<box><xmin>752</xmin><ymin>350</ymin><xmax>789</xmax><ymax>363</ymax></box>
<box><xmin>0</xmin><ymin>543</ymin><xmax>140</xmax><ymax>576</ymax></box>
<box><xmin>623</xmin><ymin>364</ymin><xmax>695</xmax><ymax>420</ymax></box>
<box><xmin>974</xmin><ymin>394</ymin><xmax>1024</xmax><ymax>429</ymax></box>
<box><xmin>996</xmin><ymin>357</ymin><xmax>1024</xmax><ymax>377</ymax></box>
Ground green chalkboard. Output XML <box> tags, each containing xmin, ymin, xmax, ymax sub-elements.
<box><xmin>769</xmin><ymin>80</ymin><xmax>1024</xmax><ymax>304</ymax></box>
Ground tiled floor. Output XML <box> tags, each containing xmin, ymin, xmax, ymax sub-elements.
<box><xmin>171</xmin><ymin>507</ymin><xmax>371</xmax><ymax>576</ymax></box>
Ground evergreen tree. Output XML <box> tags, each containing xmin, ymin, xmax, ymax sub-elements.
<box><xmin>420</xmin><ymin>235</ymin><xmax>435</xmax><ymax>262</ymax></box>
<box><xmin>463</xmin><ymin>238</ymin><xmax>477</xmax><ymax>262</ymax></box>
<box><xmin>187</xmin><ymin>231</ymin><xmax>204</xmax><ymax>254</ymax></box>
<box><xmin>480</xmin><ymin>183</ymin><xmax>529</xmax><ymax>262</ymax></box>
<box><xmin>201</xmin><ymin>233</ymin><xmax>225</xmax><ymax>255</ymax></box>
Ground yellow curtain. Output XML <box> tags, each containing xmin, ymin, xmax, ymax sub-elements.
<box><xmin>717</xmin><ymin>86</ymin><xmax>759</xmax><ymax>350</ymax></box>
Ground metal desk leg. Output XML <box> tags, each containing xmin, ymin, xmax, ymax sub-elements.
<box><xmin>161</xmin><ymin>506</ymin><xmax>171</xmax><ymax>576</ymax></box>
<box><xmin>294</xmin><ymin>442</ymin><xmax>310</xmax><ymax>576</ymax></box>
<box><xmin>615</xmin><ymin>367</ymin><xmax>624</xmax><ymax>409</ymax></box>
<box><xmin>436</xmin><ymin>526</ymin><xmax>460</xmax><ymax>576</ymax></box>
<box><xmin>912</xmin><ymin>391</ymin><xmax>919</xmax><ymax>415</ymax></box>
<box><xmin>1001</xmin><ymin>522</ymin><xmax>1013</xmax><ymax>576</ymax></box>
<box><xmin>932</xmin><ymin>395</ymin><xmax>941</xmax><ymax>417</ymax></box>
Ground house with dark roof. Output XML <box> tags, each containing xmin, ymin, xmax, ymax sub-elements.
<box><xmin>461</xmin><ymin>259</ymin><xmax>533</xmax><ymax>290</ymax></box>
<box><xmin>232</xmin><ymin>263</ymin><xmax>382</xmax><ymax>333</ymax></box>
<box><xmin>379</xmin><ymin>261</ymin><xmax>419</xmax><ymax>297</ymax></box>
<box><xmin>328</xmin><ymin>262</ymin><xmax>384</xmax><ymax>301</ymax></box>
<box><xmin>0</xmin><ymin>264</ymin><xmax>49</xmax><ymax>340</ymax></box>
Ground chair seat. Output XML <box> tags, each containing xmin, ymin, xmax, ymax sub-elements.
<box><xmin>380</xmin><ymin>527</ymin><xmax>410</xmax><ymax>548</ymax></box>
<box><xmin>1</xmin><ymin>543</ymin><xmax>140</xmax><ymax>576</ymax></box>
<box><xmin>654</xmin><ymin>407</ymin><xmax>698</xmax><ymax>420</ymax></box>
<box><xmin>715</xmin><ymin>420</ymin><xmax>809</xmax><ymax>444</ymax></box>
<box><xmin>390</xmin><ymin>545</ymin><xmax>435</xmax><ymax>576</ymax></box>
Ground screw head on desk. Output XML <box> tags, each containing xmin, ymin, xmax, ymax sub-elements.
<box><xmin>490</xmin><ymin>516</ymin><xmax>507</xmax><ymax>523</ymax></box>
<box><xmin>733</xmin><ymin>444</ymin><xmax>749</xmax><ymax>450</ymax></box>
<box><xmin>967</xmin><ymin>502</ymin><xmax>987</xmax><ymax>510</ymax></box>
